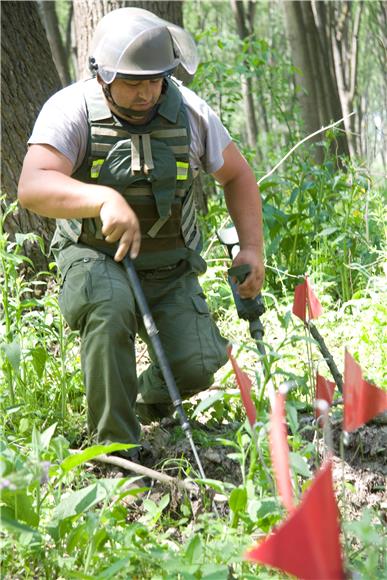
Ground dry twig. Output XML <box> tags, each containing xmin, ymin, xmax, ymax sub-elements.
<box><xmin>69</xmin><ymin>450</ymin><xmax>198</xmax><ymax>493</ymax></box>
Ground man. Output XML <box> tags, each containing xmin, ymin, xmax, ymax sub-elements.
<box><xmin>18</xmin><ymin>8</ymin><xmax>264</xmax><ymax>460</ymax></box>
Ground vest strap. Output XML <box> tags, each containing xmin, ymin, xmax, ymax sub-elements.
<box><xmin>122</xmin><ymin>186</ymin><xmax>186</xmax><ymax>198</ymax></box>
<box><xmin>91</xmin><ymin>126</ymin><xmax>128</xmax><ymax>138</ymax></box>
<box><xmin>142</xmin><ymin>134</ymin><xmax>154</xmax><ymax>171</ymax></box>
<box><xmin>124</xmin><ymin>186</ymin><xmax>153</xmax><ymax>196</ymax></box>
<box><xmin>170</xmin><ymin>145</ymin><xmax>189</xmax><ymax>154</ymax></box>
<box><xmin>147</xmin><ymin>215</ymin><xmax>170</xmax><ymax>238</ymax></box>
<box><xmin>131</xmin><ymin>134</ymin><xmax>141</xmax><ymax>173</ymax></box>
<box><xmin>92</xmin><ymin>143</ymin><xmax>112</xmax><ymax>155</ymax></box>
<box><xmin>151</xmin><ymin>128</ymin><xmax>187</xmax><ymax>139</ymax></box>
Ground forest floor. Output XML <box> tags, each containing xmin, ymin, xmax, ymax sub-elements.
<box><xmin>90</xmin><ymin>398</ymin><xmax>387</xmax><ymax>526</ymax></box>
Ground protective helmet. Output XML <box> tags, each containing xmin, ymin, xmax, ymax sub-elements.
<box><xmin>89</xmin><ymin>7</ymin><xmax>199</xmax><ymax>83</ymax></box>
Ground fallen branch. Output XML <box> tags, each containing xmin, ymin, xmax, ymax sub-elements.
<box><xmin>69</xmin><ymin>450</ymin><xmax>198</xmax><ymax>493</ymax></box>
<box><xmin>258</xmin><ymin>112</ymin><xmax>356</xmax><ymax>185</ymax></box>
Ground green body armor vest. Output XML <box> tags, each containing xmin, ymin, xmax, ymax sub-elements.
<box><xmin>52</xmin><ymin>77</ymin><xmax>202</xmax><ymax>270</ymax></box>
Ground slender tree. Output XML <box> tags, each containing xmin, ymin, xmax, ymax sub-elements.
<box><xmin>230</xmin><ymin>0</ymin><xmax>259</xmax><ymax>151</ymax></box>
<box><xmin>284</xmin><ymin>1</ymin><xmax>322</xmax><ymax>161</ymax></box>
<box><xmin>1</xmin><ymin>0</ymin><xmax>61</xmax><ymax>270</ymax></box>
<box><xmin>358</xmin><ymin>1</ymin><xmax>387</xmax><ymax>168</ymax></box>
<box><xmin>328</xmin><ymin>1</ymin><xmax>363</xmax><ymax>158</ymax></box>
<box><xmin>38</xmin><ymin>0</ymin><xmax>72</xmax><ymax>87</ymax></box>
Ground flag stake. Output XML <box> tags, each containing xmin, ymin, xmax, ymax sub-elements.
<box><xmin>308</xmin><ymin>322</ymin><xmax>343</xmax><ymax>392</ymax></box>
<box><xmin>293</xmin><ymin>276</ymin><xmax>343</xmax><ymax>393</ymax></box>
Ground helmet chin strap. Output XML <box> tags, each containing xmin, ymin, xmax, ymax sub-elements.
<box><xmin>102</xmin><ymin>84</ymin><xmax>157</xmax><ymax>120</ymax></box>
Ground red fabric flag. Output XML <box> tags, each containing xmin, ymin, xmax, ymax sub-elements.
<box><xmin>292</xmin><ymin>276</ymin><xmax>323</xmax><ymax>322</ymax></box>
<box><xmin>343</xmin><ymin>350</ymin><xmax>387</xmax><ymax>432</ymax></box>
<box><xmin>227</xmin><ymin>346</ymin><xmax>257</xmax><ymax>427</ymax></box>
<box><xmin>315</xmin><ymin>373</ymin><xmax>336</xmax><ymax>418</ymax></box>
<box><xmin>270</xmin><ymin>392</ymin><xmax>294</xmax><ymax>512</ymax></box>
<box><xmin>245</xmin><ymin>461</ymin><xmax>345</xmax><ymax>580</ymax></box>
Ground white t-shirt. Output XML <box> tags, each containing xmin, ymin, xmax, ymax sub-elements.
<box><xmin>28</xmin><ymin>78</ymin><xmax>232</xmax><ymax>176</ymax></box>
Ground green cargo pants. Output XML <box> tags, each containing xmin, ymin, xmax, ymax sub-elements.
<box><xmin>57</xmin><ymin>244</ymin><xmax>228</xmax><ymax>452</ymax></box>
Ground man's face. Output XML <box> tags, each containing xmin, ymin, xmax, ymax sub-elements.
<box><xmin>109</xmin><ymin>77</ymin><xmax>164</xmax><ymax>121</ymax></box>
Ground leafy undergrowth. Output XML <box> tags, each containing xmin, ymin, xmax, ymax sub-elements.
<box><xmin>1</xmin><ymin>219</ymin><xmax>386</xmax><ymax>578</ymax></box>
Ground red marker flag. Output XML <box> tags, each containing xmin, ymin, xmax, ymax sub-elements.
<box><xmin>270</xmin><ymin>392</ymin><xmax>294</xmax><ymax>512</ymax></box>
<box><xmin>227</xmin><ymin>346</ymin><xmax>257</xmax><ymax>427</ymax></box>
<box><xmin>246</xmin><ymin>461</ymin><xmax>345</xmax><ymax>580</ymax></box>
<box><xmin>344</xmin><ymin>350</ymin><xmax>387</xmax><ymax>432</ymax></box>
<box><xmin>292</xmin><ymin>276</ymin><xmax>323</xmax><ymax>322</ymax></box>
<box><xmin>315</xmin><ymin>373</ymin><xmax>336</xmax><ymax>418</ymax></box>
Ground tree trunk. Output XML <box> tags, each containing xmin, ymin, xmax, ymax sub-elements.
<box><xmin>329</xmin><ymin>0</ymin><xmax>363</xmax><ymax>158</ymax></box>
<box><xmin>1</xmin><ymin>0</ymin><xmax>61</xmax><ymax>272</ymax></box>
<box><xmin>38</xmin><ymin>0</ymin><xmax>72</xmax><ymax>87</ymax></box>
<box><xmin>310</xmin><ymin>1</ymin><xmax>341</xmax><ymax>124</ymax></box>
<box><xmin>230</xmin><ymin>0</ymin><xmax>259</xmax><ymax>150</ymax></box>
<box><xmin>284</xmin><ymin>0</ymin><xmax>351</xmax><ymax>162</ymax></box>
<box><xmin>284</xmin><ymin>1</ymin><xmax>324</xmax><ymax>162</ymax></box>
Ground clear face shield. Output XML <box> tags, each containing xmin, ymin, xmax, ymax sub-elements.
<box><xmin>167</xmin><ymin>24</ymin><xmax>199</xmax><ymax>77</ymax></box>
<box><xmin>90</xmin><ymin>8</ymin><xmax>199</xmax><ymax>84</ymax></box>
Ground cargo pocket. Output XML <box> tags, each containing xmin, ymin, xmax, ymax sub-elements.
<box><xmin>192</xmin><ymin>293</ymin><xmax>228</xmax><ymax>376</ymax></box>
<box><xmin>58</xmin><ymin>256</ymin><xmax>112</xmax><ymax>330</ymax></box>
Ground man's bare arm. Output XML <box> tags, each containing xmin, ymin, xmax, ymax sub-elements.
<box><xmin>213</xmin><ymin>142</ymin><xmax>264</xmax><ymax>298</ymax></box>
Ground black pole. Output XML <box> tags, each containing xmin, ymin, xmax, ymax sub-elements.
<box><xmin>122</xmin><ymin>256</ymin><xmax>207</xmax><ymax>480</ymax></box>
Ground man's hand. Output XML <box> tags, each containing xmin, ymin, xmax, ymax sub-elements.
<box><xmin>100</xmin><ymin>192</ymin><xmax>141</xmax><ymax>261</ymax></box>
<box><xmin>18</xmin><ymin>145</ymin><xmax>141</xmax><ymax>264</ymax></box>
<box><xmin>231</xmin><ymin>246</ymin><xmax>265</xmax><ymax>299</ymax></box>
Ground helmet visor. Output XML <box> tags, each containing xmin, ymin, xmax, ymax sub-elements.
<box><xmin>168</xmin><ymin>24</ymin><xmax>199</xmax><ymax>76</ymax></box>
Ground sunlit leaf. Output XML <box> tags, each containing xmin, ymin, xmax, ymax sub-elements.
<box><xmin>53</xmin><ymin>480</ymin><xmax>119</xmax><ymax>520</ymax></box>
<box><xmin>289</xmin><ymin>452</ymin><xmax>312</xmax><ymax>478</ymax></box>
<box><xmin>41</xmin><ymin>423</ymin><xmax>57</xmax><ymax>450</ymax></box>
<box><xmin>185</xmin><ymin>534</ymin><xmax>204</xmax><ymax>565</ymax></box>
<box><xmin>192</xmin><ymin>391</ymin><xmax>226</xmax><ymax>418</ymax></box>
<box><xmin>229</xmin><ymin>486</ymin><xmax>247</xmax><ymax>513</ymax></box>
<box><xmin>0</xmin><ymin>510</ymin><xmax>40</xmax><ymax>538</ymax></box>
<box><xmin>1</xmin><ymin>340</ymin><xmax>21</xmax><ymax>374</ymax></box>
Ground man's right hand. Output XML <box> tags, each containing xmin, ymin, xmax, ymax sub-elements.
<box><xmin>18</xmin><ymin>144</ymin><xmax>141</xmax><ymax>261</ymax></box>
<box><xmin>100</xmin><ymin>192</ymin><xmax>141</xmax><ymax>261</ymax></box>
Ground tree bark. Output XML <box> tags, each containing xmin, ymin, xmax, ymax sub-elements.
<box><xmin>1</xmin><ymin>0</ymin><xmax>61</xmax><ymax>271</ymax></box>
<box><xmin>230</xmin><ymin>0</ymin><xmax>259</xmax><ymax>150</ymax></box>
<box><xmin>38</xmin><ymin>0</ymin><xmax>72</xmax><ymax>87</ymax></box>
<box><xmin>310</xmin><ymin>1</ymin><xmax>339</xmax><ymax>123</ymax></box>
<box><xmin>284</xmin><ymin>0</ymin><xmax>352</xmax><ymax>162</ymax></box>
<box><xmin>284</xmin><ymin>1</ymin><xmax>323</xmax><ymax>162</ymax></box>
<box><xmin>311</xmin><ymin>0</ymin><xmax>351</xmax><ymax>157</ymax></box>
<box><xmin>329</xmin><ymin>0</ymin><xmax>363</xmax><ymax>158</ymax></box>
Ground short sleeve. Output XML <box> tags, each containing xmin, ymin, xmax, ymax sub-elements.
<box><xmin>179</xmin><ymin>84</ymin><xmax>232</xmax><ymax>175</ymax></box>
<box><xmin>28</xmin><ymin>82</ymin><xmax>89</xmax><ymax>171</ymax></box>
